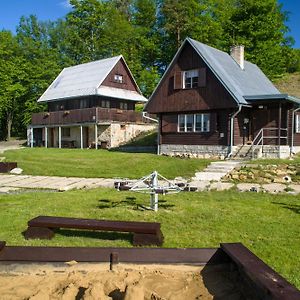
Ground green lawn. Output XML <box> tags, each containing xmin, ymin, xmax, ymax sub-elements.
<box><xmin>3</xmin><ymin>148</ymin><xmax>208</xmax><ymax>179</ymax></box>
<box><xmin>0</xmin><ymin>188</ymin><xmax>299</xmax><ymax>289</ymax></box>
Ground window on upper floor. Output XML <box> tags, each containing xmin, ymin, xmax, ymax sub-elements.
<box><xmin>174</xmin><ymin>68</ymin><xmax>206</xmax><ymax>90</ymax></box>
<box><xmin>80</xmin><ymin>99</ymin><xmax>89</xmax><ymax>109</ymax></box>
<box><xmin>184</xmin><ymin>69</ymin><xmax>199</xmax><ymax>89</ymax></box>
<box><xmin>296</xmin><ymin>114</ymin><xmax>300</xmax><ymax>133</ymax></box>
<box><xmin>120</xmin><ymin>102</ymin><xmax>128</xmax><ymax>110</ymax></box>
<box><xmin>101</xmin><ymin>100</ymin><xmax>110</xmax><ymax>108</ymax></box>
<box><xmin>114</xmin><ymin>74</ymin><xmax>123</xmax><ymax>83</ymax></box>
<box><xmin>178</xmin><ymin>113</ymin><xmax>210</xmax><ymax>133</ymax></box>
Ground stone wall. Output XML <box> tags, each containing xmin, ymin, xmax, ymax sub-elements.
<box><xmin>260</xmin><ymin>146</ymin><xmax>290</xmax><ymax>159</ymax></box>
<box><xmin>107</xmin><ymin>123</ymin><xmax>156</xmax><ymax>148</ymax></box>
<box><xmin>160</xmin><ymin>144</ymin><xmax>229</xmax><ymax>159</ymax></box>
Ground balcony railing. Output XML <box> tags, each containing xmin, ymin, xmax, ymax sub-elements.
<box><xmin>31</xmin><ymin>107</ymin><xmax>148</xmax><ymax>126</ymax></box>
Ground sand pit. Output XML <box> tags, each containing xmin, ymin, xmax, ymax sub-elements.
<box><xmin>0</xmin><ymin>262</ymin><xmax>247</xmax><ymax>300</ymax></box>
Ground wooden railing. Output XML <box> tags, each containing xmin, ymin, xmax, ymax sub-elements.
<box><xmin>31</xmin><ymin>107</ymin><xmax>148</xmax><ymax>126</ymax></box>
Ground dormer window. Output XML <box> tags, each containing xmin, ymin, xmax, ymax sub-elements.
<box><xmin>114</xmin><ymin>74</ymin><xmax>123</xmax><ymax>83</ymax></box>
<box><xmin>184</xmin><ymin>69</ymin><xmax>199</xmax><ymax>89</ymax></box>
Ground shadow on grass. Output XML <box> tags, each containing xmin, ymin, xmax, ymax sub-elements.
<box><xmin>57</xmin><ymin>229</ymin><xmax>132</xmax><ymax>243</ymax></box>
<box><xmin>98</xmin><ymin>197</ymin><xmax>175</xmax><ymax>210</ymax></box>
<box><xmin>271</xmin><ymin>202</ymin><xmax>300</xmax><ymax>214</ymax></box>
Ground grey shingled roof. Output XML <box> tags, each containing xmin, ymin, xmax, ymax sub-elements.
<box><xmin>38</xmin><ymin>55</ymin><xmax>147</xmax><ymax>103</ymax></box>
<box><xmin>188</xmin><ymin>38</ymin><xmax>281</xmax><ymax>105</ymax></box>
<box><xmin>147</xmin><ymin>38</ymin><xmax>284</xmax><ymax>108</ymax></box>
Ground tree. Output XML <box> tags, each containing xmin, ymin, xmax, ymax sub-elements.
<box><xmin>0</xmin><ymin>31</ymin><xmax>27</xmax><ymax>140</ymax></box>
<box><xmin>223</xmin><ymin>0</ymin><xmax>292</xmax><ymax>78</ymax></box>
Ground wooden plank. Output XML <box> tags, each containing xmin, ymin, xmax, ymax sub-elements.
<box><xmin>0</xmin><ymin>162</ymin><xmax>17</xmax><ymax>173</ymax></box>
<box><xmin>221</xmin><ymin>243</ymin><xmax>300</xmax><ymax>300</ymax></box>
<box><xmin>0</xmin><ymin>245</ymin><xmax>221</xmax><ymax>264</ymax></box>
<box><xmin>28</xmin><ymin>216</ymin><xmax>160</xmax><ymax>235</ymax></box>
<box><xmin>0</xmin><ymin>241</ymin><xmax>6</xmax><ymax>252</ymax></box>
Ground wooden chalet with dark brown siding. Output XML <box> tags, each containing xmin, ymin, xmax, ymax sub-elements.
<box><xmin>145</xmin><ymin>38</ymin><xmax>300</xmax><ymax>159</ymax></box>
<box><xmin>29</xmin><ymin>56</ymin><xmax>155</xmax><ymax>149</ymax></box>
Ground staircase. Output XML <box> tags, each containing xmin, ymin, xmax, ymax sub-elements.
<box><xmin>193</xmin><ymin>161</ymin><xmax>242</xmax><ymax>181</ymax></box>
<box><xmin>231</xmin><ymin>145</ymin><xmax>258</xmax><ymax>160</ymax></box>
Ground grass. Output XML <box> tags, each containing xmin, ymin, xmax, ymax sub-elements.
<box><xmin>2</xmin><ymin>148</ymin><xmax>208</xmax><ymax>179</ymax></box>
<box><xmin>273</xmin><ymin>72</ymin><xmax>300</xmax><ymax>98</ymax></box>
<box><xmin>0</xmin><ymin>188</ymin><xmax>299</xmax><ymax>288</ymax></box>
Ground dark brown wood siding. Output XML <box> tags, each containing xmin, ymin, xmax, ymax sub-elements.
<box><xmin>146</xmin><ymin>43</ymin><xmax>237</xmax><ymax>114</ymax></box>
<box><xmin>101</xmin><ymin>59</ymin><xmax>138</xmax><ymax>92</ymax></box>
<box><xmin>160</xmin><ymin>111</ymin><xmax>229</xmax><ymax>146</ymax></box>
<box><xmin>32</xmin><ymin>107</ymin><xmax>148</xmax><ymax>126</ymax></box>
<box><xmin>48</xmin><ymin>96</ymin><xmax>135</xmax><ymax>112</ymax></box>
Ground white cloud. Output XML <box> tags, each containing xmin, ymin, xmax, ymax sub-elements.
<box><xmin>59</xmin><ymin>0</ymin><xmax>72</xmax><ymax>9</ymax></box>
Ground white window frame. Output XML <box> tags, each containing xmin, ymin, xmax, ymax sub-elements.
<box><xmin>178</xmin><ymin>113</ymin><xmax>210</xmax><ymax>133</ymax></box>
<box><xmin>296</xmin><ymin>114</ymin><xmax>300</xmax><ymax>133</ymax></box>
<box><xmin>101</xmin><ymin>100</ymin><xmax>110</xmax><ymax>108</ymax></box>
<box><xmin>120</xmin><ymin>102</ymin><xmax>128</xmax><ymax>110</ymax></box>
<box><xmin>114</xmin><ymin>74</ymin><xmax>123</xmax><ymax>83</ymax></box>
<box><xmin>183</xmin><ymin>69</ymin><xmax>199</xmax><ymax>89</ymax></box>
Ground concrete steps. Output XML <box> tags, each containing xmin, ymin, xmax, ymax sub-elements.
<box><xmin>193</xmin><ymin>161</ymin><xmax>242</xmax><ymax>181</ymax></box>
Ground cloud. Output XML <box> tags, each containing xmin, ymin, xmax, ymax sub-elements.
<box><xmin>59</xmin><ymin>0</ymin><xmax>72</xmax><ymax>9</ymax></box>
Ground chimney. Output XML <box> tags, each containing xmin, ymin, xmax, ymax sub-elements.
<box><xmin>230</xmin><ymin>45</ymin><xmax>244</xmax><ymax>70</ymax></box>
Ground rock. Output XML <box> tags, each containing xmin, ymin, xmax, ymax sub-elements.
<box><xmin>10</xmin><ymin>168</ymin><xmax>23</xmax><ymax>175</ymax></box>
<box><xmin>237</xmin><ymin>183</ymin><xmax>261</xmax><ymax>193</ymax></box>
<box><xmin>239</xmin><ymin>174</ymin><xmax>247</xmax><ymax>181</ymax></box>
<box><xmin>283</xmin><ymin>175</ymin><xmax>292</xmax><ymax>183</ymax></box>
<box><xmin>65</xmin><ymin>260</ymin><xmax>78</xmax><ymax>266</ymax></box>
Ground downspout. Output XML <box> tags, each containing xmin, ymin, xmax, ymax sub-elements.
<box><xmin>291</xmin><ymin>106</ymin><xmax>300</xmax><ymax>156</ymax></box>
<box><xmin>227</xmin><ymin>105</ymin><xmax>242</xmax><ymax>158</ymax></box>
<box><xmin>142</xmin><ymin>112</ymin><xmax>160</xmax><ymax>154</ymax></box>
<box><xmin>142</xmin><ymin>111</ymin><xmax>158</xmax><ymax>123</ymax></box>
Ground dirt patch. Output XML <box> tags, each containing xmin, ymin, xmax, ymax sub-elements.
<box><xmin>0</xmin><ymin>263</ymin><xmax>245</xmax><ymax>300</ymax></box>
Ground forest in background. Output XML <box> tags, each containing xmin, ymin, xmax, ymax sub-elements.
<box><xmin>0</xmin><ymin>0</ymin><xmax>300</xmax><ymax>140</ymax></box>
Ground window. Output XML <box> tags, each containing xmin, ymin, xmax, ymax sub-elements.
<box><xmin>178</xmin><ymin>113</ymin><xmax>210</xmax><ymax>133</ymax></box>
<box><xmin>184</xmin><ymin>69</ymin><xmax>199</xmax><ymax>89</ymax></box>
<box><xmin>296</xmin><ymin>114</ymin><xmax>300</xmax><ymax>133</ymax></box>
<box><xmin>114</xmin><ymin>74</ymin><xmax>123</xmax><ymax>83</ymax></box>
<box><xmin>120</xmin><ymin>102</ymin><xmax>128</xmax><ymax>110</ymax></box>
<box><xmin>80</xmin><ymin>99</ymin><xmax>89</xmax><ymax>109</ymax></box>
<box><xmin>62</xmin><ymin>127</ymin><xmax>71</xmax><ymax>137</ymax></box>
<box><xmin>101</xmin><ymin>100</ymin><xmax>110</xmax><ymax>108</ymax></box>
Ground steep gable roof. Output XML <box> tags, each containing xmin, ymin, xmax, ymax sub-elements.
<box><xmin>146</xmin><ymin>38</ymin><xmax>283</xmax><ymax>110</ymax></box>
<box><xmin>38</xmin><ymin>55</ymin><xmax>147</xmax><ymax>103</ymax></box>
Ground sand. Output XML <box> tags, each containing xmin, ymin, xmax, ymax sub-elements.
<box><xmin>0</xmin><ymin>262</ymin><xmax>245</xmax><ymax>300</ymax></box>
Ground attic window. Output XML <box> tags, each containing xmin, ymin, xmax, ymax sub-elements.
<box><xmin>184</xmin><ymin>69</ymin><xmax>199</xmax><ymax>89</ymax></box>
<box><xmin>114</xmin><ymin>74</ymin><xmax>123</xmax><ymax>83</ymax></box>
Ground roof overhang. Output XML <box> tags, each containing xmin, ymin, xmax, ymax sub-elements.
<box><xmin>96</xmin><ymin>86</ymin><xmax>148</xmax><ymax>102</ymax></box>
<box><xmin>244</xmin><ymin>94</ymin><xmax>300</xmax><ymax>105</ymax></box>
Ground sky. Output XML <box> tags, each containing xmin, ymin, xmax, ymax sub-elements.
<box><xmin>0</xmin><ymin>0</ymin><xmax>299</xmax><ymax>48</ymax></box>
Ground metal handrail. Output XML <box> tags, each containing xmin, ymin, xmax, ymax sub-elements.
<box><xmin>251</xmin><ymin>128</ymin><xmax>288</xmax><ymax>159</ymax></box>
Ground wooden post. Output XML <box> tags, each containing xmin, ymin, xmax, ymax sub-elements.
<box><xmin>95</xmin><ymin>124</ymin><xmax>98</xmax><ymax>149</ymax></box>
<box><xmin>80</xmin><ymin>126</ymin><xmax>83</xmax><ymax>149</ymax></box>
<box><xmin>58</xmin><ymin>127</ymin><xmax>62</xmax><ymax>149</ymax></box>
<box><xmin>45</xmin><ymin>127</ymin><xmax>48</xmax><ymax>148</ymax></box>
<box><xmin>30</xmin><ymin>127</ymin><xmax>34</xmax><ymax>148</ymax></box>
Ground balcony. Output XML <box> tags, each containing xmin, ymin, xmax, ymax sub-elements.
<box><xmin>31</xmin><ymin>107</ymin><xmax>148</xmax><ymax>126</ymax></box>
